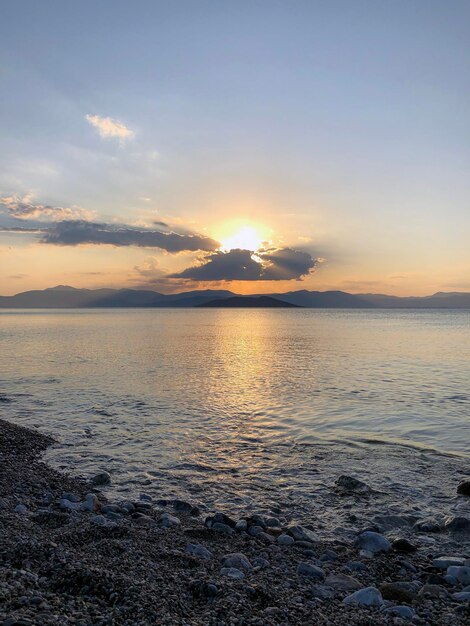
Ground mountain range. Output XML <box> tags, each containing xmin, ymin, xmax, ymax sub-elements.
<box><xmin>1</xmin><ymin>285</ymin><xmax>470</xmax><ymax>308</ymax></box>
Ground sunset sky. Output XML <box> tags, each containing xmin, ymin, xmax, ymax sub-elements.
<box><xmin>1</xmin><ymin>1</ymin><xmax>469</xmax><ymax>296</ymax></box>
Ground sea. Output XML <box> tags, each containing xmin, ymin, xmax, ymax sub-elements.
<box><xmin>1</xmin><ymin>308</ymin><xmax>469</xmax><ymax>529</ymax></box>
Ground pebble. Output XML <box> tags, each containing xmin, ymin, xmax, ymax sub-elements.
<box><xmin>248</xmin><ymin>525</ymin><xmax>264</xmax><ymax>537</ymax></box>
<box><xmin>355</xmin><ymin>531</ymin><xmax>391</xmax><ymax>554</ymax></box>
<box><xmin>91</xmin><ymin>471</ymin><xmax>111</xmax><ymax>486</ymax></box>
<box><xmin>432</xmin><ymin>556</ymin><xmax>465</xmax><ymax>568</ymax></box>
<box><xmin>59</xmin><ymin>498</ymin><xmax>80</xmax><ymax>511</ymax></box>
<box><xmin>185</xmin><ymin>543</ymin><xmax>213</xmax><ymax>560</ymax></box>
<box><xmin>296</xmin><ymin>562</ymin><xmax>325</xmax><ymax>581</ymax></box>
<box><xmin>444</xmin><ymin>516</ymin><xmax>470</xmax><ymax>532</ymax></box>
<box><xmin>324</xmin><ymin>573</ymin><xmax>361</xmax><ymax>591</ymax></box>
<box><xmin>453</xmin><ymin>592</ymin><xmax>470</xmax><ymax>602</ymax></box>
<box><xmin>414</xmin><ymin>518</ymin><xmax>441</xmax><ymax>533</ymax></box>
<box><xmin>222</xmin><ymin>553</ymin><xmax>252</xmax><ymax>571</ymax></box>
<box><xmin>343</xmin><ymin>586</ymin><xmax>384</xmax><ymax>606</ymax></box>
<box><xmin>211</xmin><ymin>522</ymin><xmax>234</xmax><ymax>535</ymax></box>
<box><xmin>335</xmin><ymin>475</ymin><xmax>370</xmax><ymax>494</ymax></box>
<box><xmin>157</xmin><ymin>513</ymin><xmax>180</xmax><ymax>528</ymax></box>
<box><xmin>277</xmin><ymin>534</ymin><xmax>295</xmax><ymax>546</ymax></box>
<box><xmin>81</xmin><ymin>493</ymin><xmax>100</xmax><ymax>512</ymax></box>
<box><xmin>457</xmin><ymin>480</ymin><xmax>470</xmax><ymax>496</ymax></box>
<box><xmin>345</xmin><ymin>560</ymin><xmax>369</xmax><ymax>572</ymax></box>
<box><xmin>235</xmin><ymin>519</ymin><xmax>248</xmax><ymax>531</ymax></box>
<box><xmin>392</xmin><ymin>538</ymin><xmax>417</xmax><ymax>553</ymax></box>
<box><xmin>418</xmin><ymin>584</ymin><xmax>449</xmax><ymax>598</ymax></box>
<box><xmin>139</xmin><ymin>493</ymin><xmax>152</xmax><ymax>502</ymax></box>
<box><xmin>220</xmin><ymin>567</ymin><xmax>245</xmax><ymax>579</ymax></box>
<box><xmin>286</xmin><ymin>525</ymin><xmax>316</xmax><ymax>542</ymax></box>
<box><xmin>14</xmin><ymin>504</ymin><xmax>28</xmax><ymax>514</ymax></box>
<box><xmin>447</xmin><ymin>565</ymin><xmax>470</xmax><ymax>585</ymax></box>
<box><xmin>379</xmin><ymin>582</ymin><xmax>417</xmax><ymax>603</ymax></box>
<box><xmin>385</xmin><ymin>605</ymin><xmax>415</xmax><ymax>620</ymax></box>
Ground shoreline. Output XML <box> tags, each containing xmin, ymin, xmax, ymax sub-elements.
<box><xmin>1</xmin><ymin>418</ymin><xmax>470</xmax><ymax>625</ymax></box>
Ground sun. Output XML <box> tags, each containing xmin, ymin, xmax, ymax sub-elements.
<box><xmin>217</xmin><ymin>223</ymin><xmax>269</xmax><ymax>252</ymax></box>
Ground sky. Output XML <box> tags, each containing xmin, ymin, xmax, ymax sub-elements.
<box><xmin>1</xmin><ymin>0</ymin><xmax>469</xmax><ymax>296</ymax></box>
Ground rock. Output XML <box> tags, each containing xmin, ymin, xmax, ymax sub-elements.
<box><xmin>453</xmin><ymin>592</ymin><xmax>470</xmax><ymax>602</ymax></box>
<box><xmin>418</xmin><ymin>584</ymin><xmax>449</xmax><ymax>599</ymax></box>
<box><xmin>343</xmin><ymin>587</ymin><xmax>384</xmax><ymax>606</ymax></box>
<box><xmin>248</xmin><ymin>525</ymin><xmax>264</xmax><ymax>537</ymax></box>
<box><xmin>414</xmin><ymin>518</ymin><xmax>441</xmax><ymax>533</ymax></box>
<box><xmin>324</xmin><ymin>574</ymin><xmax>362</xmax><ymax>591</ymax></box>
<box><xmin>345</xmin><ymin>561</ymin><xmax>369</xmax><ymax>572</ymax></box>
<box><xmin>212</xmin><ymin>522</ymin><xmax>234</xmax><ymax>535</ymax></box>
<box><xmin>157</xmin><ymin>512</ymin><xmax>180</xmax><ymax>528</ymax></box>
<box><xmin>335</xmin><ymin>475</ymin><xmax>370</xmax><ymax>494</ymax></box>
<box><xmin>118</xmin><ymin>501</ymin><xmax>135</xmax><ymax>514</ymax></box>
<box><xmin>432</xmin><ymin>556</ymin><xmax>465</xmax><ymax>568</ymax></box>
<box><xmin>14</xmin><ymin>504</ymin><xmax>28</xmax><ymax>514</ymax></box>
<box><xmin>91</xmin><ymin>471</ymin><xmax>111</xmax><ymax>486</ymax></box>
<box><xmin>235</xmin><ymin>519</ymin><xmax>248</xmax><ymax>531</ymax></box>
<box><xmin>212</xmin><ymin>512</ymin><xmax>237</xmax><ymax>527</ymax></box>
<box><xmin>457</xmin><ymin>480</ymin><xmax>470</xmax><ymax>496</ymax></box>
<box><xmin>220</xmin><ymin>567</ymin><xmax>245</xmax><ymax>579</ymax></box>
<box><xmin>379</xmin><ymin>582</ymin><xmax>417</xmax><ymax>603</ymax></box>
<box><xmin>385</xmin><ymin>606</ymin><xmax>415</xmax><ymax>621</ymax></box>
<box><xmin>172</xmin><ymin>499</ymin><xmax>200</xmax><ymax>516</ymax></box>
<box><xmin>447</xmin><ymin>566</ymin><xmax>470</xmax><ymax>585</ymax></box>
<box><xmin>61</xmin><ymin>492</ymin><xmax>80</xmax><ymax>502</ymax></box>
<box><xmin>139</xmin><ymin>493</ymin><xmax>152</xmax><ymax>502</ymax></box>
<box><xmin>277</xmin><ymin>534</ymin><xmax>295</xmax><ymax>546</ymax></box>
<box><xmin>59</xmin><ymin>499</ymin><xmax>80</xmax><ymax>511</ymax></box>
<box><xmin>296</xmin><ymin>562</ymin><xmax>325</xmax><ymax>581</ymax></box>
<box><xmin>444</xmin><ymin>574</ymin><xmax>458</xmax><ymax>586</ymax></box>
<box><xmin>444</xmin><ymin>516</ymin><xmax>470</xmax><ymax>532</ymax></box>
<box><xmin>252</xmin><ymin>557</ymin><xmax>270</xmax><ymax>569</ymax></box>
<box><xmin>91</xmin><ymin>514</ymin><xmax>117</xmax><ymax>529</ymax></box>
<box><xmin>392</xmin><ymin>538</ymin><xmax>417</xmax><ymax>553</ymax></box>
<box><xmin>355</xmin><ymin>531</ymin><xmax>391</xmax><ymax>554</ymax></box>
<box><xmin>186</xmin><ymin>543</ymin><xmax>213</xmax><ymax>560</ymax></box>
<box><xmin>257</xmin><ymin>531</ymin><xmax>275</xmax><ymax>544</ymax></box>
<box><xmin>81</xmin><ymin>493</ymin><xmax>100</xmax><ymax>512</ymax></box>
<box><xmin>286</xmin><ymin>525</ymin><xmax>316</xmax><ymax>543</ymax></box>
<box><xmin>265</xmin><ymin>516</ymin><xmax>281</xmax><ymax>528</ymax></box>
<box><xmin>222</xmin><ymin>553</ymin><xmax>252</xmax><ymax>571</ymax></box>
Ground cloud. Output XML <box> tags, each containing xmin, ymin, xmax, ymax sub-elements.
<box><xmin>85</xmin><ymin>114</ymin><xmax>134</xmax><ymax>140</ymax></box>
<box><xmin>40</xmin><ymin>220</ymin><xmax>220</xmax><ymax>252</ymax></box>
<box><xmin>171</xmin><ymin>247</ymin><xmax>316</xmax><ymax>281</ymax></box>
<box><xmin>0</xmin><ymin>194</ymin><xmax>93</xmax><ymax>222</ymax></box>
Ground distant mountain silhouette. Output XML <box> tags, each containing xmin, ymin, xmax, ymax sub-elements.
<box><xmin>1</xmin><ymin>285</ymin><xmax>470</xmax><ymax>308</ymax></box>
<box><xmin>198</xmin><ymin>296</ymin><xmax>301</xmax><ymax>308</ymax></box>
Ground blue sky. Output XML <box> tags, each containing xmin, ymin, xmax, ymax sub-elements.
<box><xmin>1</xmin><ymin>1</ymin><xmax>469</xmax><ymax>294</ymax></box>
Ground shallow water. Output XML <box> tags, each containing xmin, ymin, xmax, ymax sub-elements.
<box><xmin>1</xmin><ymin>308</ymin><xmax>469</xmax><ymax>525</ymax></box>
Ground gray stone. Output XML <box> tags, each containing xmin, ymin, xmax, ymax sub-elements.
<box><xmin>418</xmin><ymin>584</ymin><xmax>449</xmax><ymax>599</ymax></box>
<box><xmin>81</xmin><ymin>493</ymin><xmax>100</xmax><ymax>512</ymax></box>
<box><xmin>432</xmin><ymin>556</ymin><xmax>465</xmax><ymax>569</ymax></box>
<box><xmin>343</xmin><ymin>587</ymin><xmax>384</xmax><ymax>606</ymax></box>
<box><xmin>345</xmin><ymin>560</ymin><xmax>369</xmax><ymax>572</ymax></box>
<box><xmin>414</xmin><ymin>518</ymin><xmax>441</xmax><ymax>533</ymax></box>
<box><xmin>220</xmin><ymin>567</ymin><xmax>245</xmax><ymax>579</ymax></box>
<box><xmin>139</xmin><ymin>493</ymin><xmax>152</xmax><ymax>502</ymax></box>
<box><xmin>325</xmin><ymin>574</ymin><xmax>362</xmax><ymax>591</ymax></box>
<box><xmin>355</xmin><ymin>531</ymin><xmax>391</xmax><ymax>554</ymax></box>
<box><xmin>335</xmin><ymin>475</ymin><xmax>370</xmax><ymax>494</ymax></box>
<box><xmin>157</xmin><ymin>512</ymin><xmax>180</xmax><ymax>528</ymax></box>
<box><xmin>248</xmin><ymin>525</ymin><xmax>264</xmax><ymax>537</ymax></box>
<box><xmin>61</xmin><ymin>492</ymin><xmax>80</xmax><ymax>502</ymax></box>
<box><xmin>385</xmin><ymin>606</ymin><xmax>415</xmax><ymax>620</ymax></box>
<box><xmin>235</xmin><ymin>519</ymin><xmax>248</xmax><ymax>531</ymax></box>
<box><xmin>296</xmin><ymin>562</ymin><xmax>325</xmax><ymax>581</ymax></box>
<box><xmin>59</xmin><ymin>499</ymin><xmax>80</xmax><ymax>511</ymax></box>
<box><xmin>14</xmin><ymin>504</ymin><xmax>28</xmax><ymax>514</ymax></box>
<box><xmin>444</xmin><ymin>516</ymin><xmax>470</xmax><ymax>532</ymax></box>
<box><xmin>457</xmin><ymin>480</ymin><xmax>470</xmax><ymax>496</ymax></box>
<box><xmin>186</xmin><ymin>543</ymin><xmax>213</xmax><ymax>560</ymax></box>
<box><xmin>392</xmin><ymin>538</ymin><xmax>417</xmax><ymax>553</ymax></box>
<box><xmin>277</xmin><ymin>534</ymin><xmax>295</xmax><ymax>546</ymax></box>
<box><xmin>453</xmin><ymin>592</ymin><xmax>470</xmax><ymax>602</ymax></box>
<box><xmin>286</xmin><ymin>525</ymin><xmax>316</xmax><ymax>543</ymax></box>
<box><xmin>91</xmin><ymin>471</ymin><xmax>111</xmax><ymax>486</ymax></box>
<box><xmin>222</xmin><ymin>553</ymin><xmax>252</xmax><ymax>571</ymax></box>
<box><xmin>447</xmin><ymin>566</ymin><xmax>470</xmax><ymax>586</ymax></box>
<box><xmin>212</xmin><ymin>522</ymin><xmax>234</xmax><ymax>535</ymax></box>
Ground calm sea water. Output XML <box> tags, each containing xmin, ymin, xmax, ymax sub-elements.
<box><xmin>1</xmin><ymin>308</ymin><xmax>469</xmax><ymax>524</ymax></box>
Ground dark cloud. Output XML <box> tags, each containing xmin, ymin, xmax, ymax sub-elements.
<box><xmin>40</xmin><ymin>220</ymin><xmax>220</xmax><ymax>252</ymax></box>
<box><xmin>171</xmin><ymin>247</ymin><xmax>316</xmax><ymax>281</ymax></box>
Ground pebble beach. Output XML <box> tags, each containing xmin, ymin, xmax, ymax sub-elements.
<box><xmin>1</xmin><ymin>418</ymin><xmax>470</xmax><ymax>626</ymax></box>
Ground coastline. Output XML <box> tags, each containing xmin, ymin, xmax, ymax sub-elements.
<box><xmin>1</xmin><ymin>418</ymin><xmax>470</xmax><ymax>625</ymax></box>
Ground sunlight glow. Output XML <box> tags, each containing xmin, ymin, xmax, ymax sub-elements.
<box><xmin>218</xmin><ymin>223</ymin><xmax>269</xmax><ymax>252</ymax></box>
